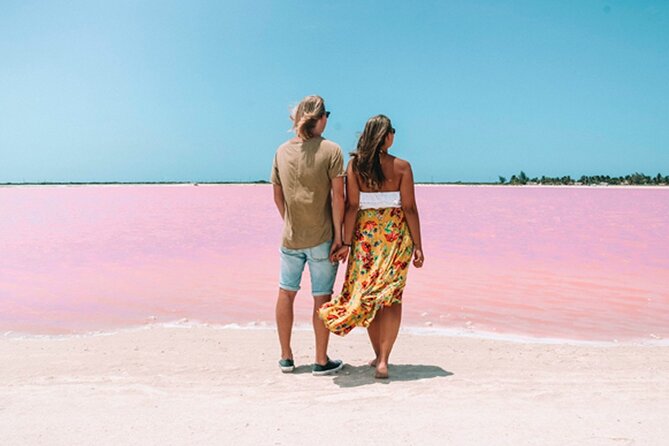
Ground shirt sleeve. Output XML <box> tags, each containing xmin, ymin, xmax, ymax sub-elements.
<box><xmin>270</xmin><ymin>153</ymin><xmax>281</xmax><ymax>185</ymax></box>
<box><xmin>328</xmin><ymin>146</ymin><xmax>345</xmax><ymax>180</ymax></box>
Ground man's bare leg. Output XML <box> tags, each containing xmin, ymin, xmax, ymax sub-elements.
<box><xmin>313</xmin><ymin>295</ymin><xmax>331</xmax><ymax>365</ymax></box>
<box><xmin>276</xmin><ymin>288</ymin><xmax>297</xmax><ymax>360</ymax></box>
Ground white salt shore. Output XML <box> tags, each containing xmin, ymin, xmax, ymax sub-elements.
<box><xmin>1</xmin><ymin>326</ymin><xmax>668</xmax><ymax>445</ymax></box>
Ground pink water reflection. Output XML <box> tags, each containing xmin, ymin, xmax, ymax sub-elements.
<box><xmin>1</xmin><ymin>185</ymin><xmax>667</xmax><ymax>341</ymax></box>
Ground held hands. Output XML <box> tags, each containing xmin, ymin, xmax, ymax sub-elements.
<box><xmin>329</xmin><ymin>241</ymin><xmax>340</xmax><ymax>263</ymax></box>
<box><xmin>413</xmin><ymin>248</ymin><xmax>424</xmax><ymax>268</ymax></box>
<box><xmin>333</xmin><ymin>245</ymin><xmax>350</xmax><ymax>263</ymax></box>
<box><xmin>329</xmin><ymin>241</ymin><xmax>350</xmax><ymax>264</ymax></box>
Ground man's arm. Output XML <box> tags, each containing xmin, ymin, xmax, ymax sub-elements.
<box><xmin>327</xmin><ymin>146</ymin><xmax>346</xmax><ymax>261</ymax></box>
<box><xmin>273</xmin><ymin>184</ymin><xmax>286</xmax><ymax>220</ymax></box>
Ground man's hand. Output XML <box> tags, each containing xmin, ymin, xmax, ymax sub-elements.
<box><xmin>329</xmin><ymin>241</ymin><xmax>342</xmax><ymax>263</ymax></box>
<box><xmin>331</xmin><ymin>245</ymin><xmax>350</xmax><ymax>263</ymax></box>
<box><xmin>329</xmin><ymin>241</ymin><xmax>349</xmax><ymax>263</ymax></box>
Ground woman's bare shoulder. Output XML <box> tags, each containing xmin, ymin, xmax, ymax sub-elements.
<box><xmin>392</xmin><ymin>156</ymin><xmax>412</xmax><ymax>172</ymax></box>
<box><xmin>345</xmin><ymin>157</ymin><xmax>356</xmax><ymax>172</ymax></box>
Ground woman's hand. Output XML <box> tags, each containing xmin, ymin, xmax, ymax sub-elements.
<box><xmin>413</xmin><ymin>248</ymin><xmax>424</xmax><ymax>268</ymax></box>
<box><xmin>329</xmin><ymin>241</ymin><xmax>342</xmax><ymax>263</ymax></box>
<box><xmin>332</xmin><ymin>245</ymin><xmax>350</xmax><ymax>263</ymax></box>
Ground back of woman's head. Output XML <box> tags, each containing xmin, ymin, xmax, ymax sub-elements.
<box><xmin>352</xmin><ymin>115</ymin><xmax>393</xmax><ymax>190</ymax></box>
<box><xmin>291</xmin><ymin>95</ymin><xmax>326</xmax><ymax>140</ymax></box>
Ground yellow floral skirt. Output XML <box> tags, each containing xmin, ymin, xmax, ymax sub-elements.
<box><xmin>318</xmin><ymin>207</ymin><xmax>414</xmax><ymax>336</ymax></box>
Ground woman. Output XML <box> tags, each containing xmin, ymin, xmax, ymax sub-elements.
<box><xmin>319</xmin><ymin>114</ymin><xmax>424</xmax><ymax>379</ymax></box>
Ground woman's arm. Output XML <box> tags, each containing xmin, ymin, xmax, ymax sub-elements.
<box><xmin>342</xmin><ymin>161</ymin><xmax>360</xmax><ymax>245</ymax></box>
<box><xmin>329</xmin><ymin>176</ymin><xmax>345</xmax><ymax>257</ymax></box>
<box><xmin>333</xmin><ymin>161</ymin><xmax>360</xmax><ymax>262</ymax></box>
<box><xmin>399</xmin><ymin>161</ymin><xmax>424</xmax><ymax>267</ymax></box>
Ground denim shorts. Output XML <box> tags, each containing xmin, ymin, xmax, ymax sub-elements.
<box><xmin>279</xmin><ymin>240</ymin><xmax>338</xmax><ymax>296</ymax></box>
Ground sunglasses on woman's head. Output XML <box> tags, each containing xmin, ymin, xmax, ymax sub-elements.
<box><xmin>324</xmin><ymin>111</ymin><xmax>331</xmax><ymax>118</ymax></box>
<box><xmin>389</xmin><ymin>127</ymin><xmax>396</xmax><ymax>134</ymax></box>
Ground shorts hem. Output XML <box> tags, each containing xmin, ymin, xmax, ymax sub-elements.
<box><xmin>312</xmin><ymin>290</ymin><xmax>334</xmax><ymax>297</ymax></box>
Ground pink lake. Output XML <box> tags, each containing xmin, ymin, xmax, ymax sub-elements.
<box><xmin>0</xmin><ymin>185</ymin><xmax>667</xmax><ymax>342</ymax></box>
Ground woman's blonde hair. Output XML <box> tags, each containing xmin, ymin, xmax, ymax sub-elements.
<box><xmin>351</xmin><ymin>115</ymin><xmax>393</xmax><ymax>191</ymax></box>
<box><xmin>291</xmin><ymin>95</ymin><xmax>326</xmax><ymax>140</ymax></box>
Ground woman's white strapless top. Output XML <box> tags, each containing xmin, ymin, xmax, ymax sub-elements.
<box><xmin>359</xmin><ymin>191</ymin><xmax>402</xmax><ymax>210</ymax></box>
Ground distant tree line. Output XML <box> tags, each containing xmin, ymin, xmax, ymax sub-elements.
<box><xmin>498</xmin><ymin>171</ymin><xmax>669</xmax><ymax>186</ymax></box>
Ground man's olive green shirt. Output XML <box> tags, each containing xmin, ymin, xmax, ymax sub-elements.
<box><xmin>271</xmin><ymin>137</ymin><xmax>345</xmax><ymax>249</ymax></box>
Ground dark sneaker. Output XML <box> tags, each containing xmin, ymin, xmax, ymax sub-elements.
<box><xmin>312</xmin><ymin>358</ymin><xmax>344</xmax><ymax>376</ymax></box>
<box><xmin>278</xmin><ymin>358</ymin><xmax>295</xmax><ymax>373</ymax></box>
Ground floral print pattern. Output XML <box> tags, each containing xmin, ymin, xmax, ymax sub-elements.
<box><xmin>318</xmin><ymin>207</ymin><xmax>414</xmax><ymax>336</ymax></box>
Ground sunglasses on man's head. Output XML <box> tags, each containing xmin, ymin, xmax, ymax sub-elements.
<box><xmin>324</xmin><ymin>111</ymin><xmax>331</xmax><ymax>118</ymax></box>
<box><xmin>389</xmin><ymin>127</ymin><xmax>396</xmax><ymax>134</ymax></box>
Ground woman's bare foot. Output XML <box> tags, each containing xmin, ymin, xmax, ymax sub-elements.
<box><xmin>375</xmin><ymin>362</ymin><xmax>389</xmax><ymax>379</ymax></box>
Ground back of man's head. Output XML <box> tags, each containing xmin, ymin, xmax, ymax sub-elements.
<box><xmin>291</xmin><ymin>95</ymin><xmax>326</xmax><ymax>140</ymax></box>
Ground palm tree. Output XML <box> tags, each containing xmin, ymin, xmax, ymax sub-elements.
<box><xmin>518</xmin><ymin>171</ymin><xmax>528</xmax><ymax>185</ymax></box>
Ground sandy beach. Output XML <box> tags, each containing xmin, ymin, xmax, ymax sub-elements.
<box><xmin>1</xmin><ymin>326</ymin><xmax>667</xmax><ymax>445</ymax></box>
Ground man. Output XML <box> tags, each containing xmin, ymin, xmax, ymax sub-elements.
<box><xmin>270</xmin><ymin>95</ymin><xmax>345</xmax><ymax>375</ymax></box>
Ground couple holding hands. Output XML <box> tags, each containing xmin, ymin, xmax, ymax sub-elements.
<box><xmin>271</xmin><ymin>95</ymin><xmax>424</xmax><ymax>380</ymax></box>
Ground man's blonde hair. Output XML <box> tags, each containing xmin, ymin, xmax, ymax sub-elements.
<box><xmin>291</xmin><ymin>95</ymin><xmax>326</xmax><ymax>140</ymax></box>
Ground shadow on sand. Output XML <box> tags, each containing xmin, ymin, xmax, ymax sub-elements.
<box><xmin>331</xmin><ymin>364</ymin><xmax>453</xmax><ymax>388</ymax></box>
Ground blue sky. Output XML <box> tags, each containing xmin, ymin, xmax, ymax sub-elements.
<box><xmin>1</xmin><ymin>0</ymin><xmax>667</xmax><ymax>182</ymax></box>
